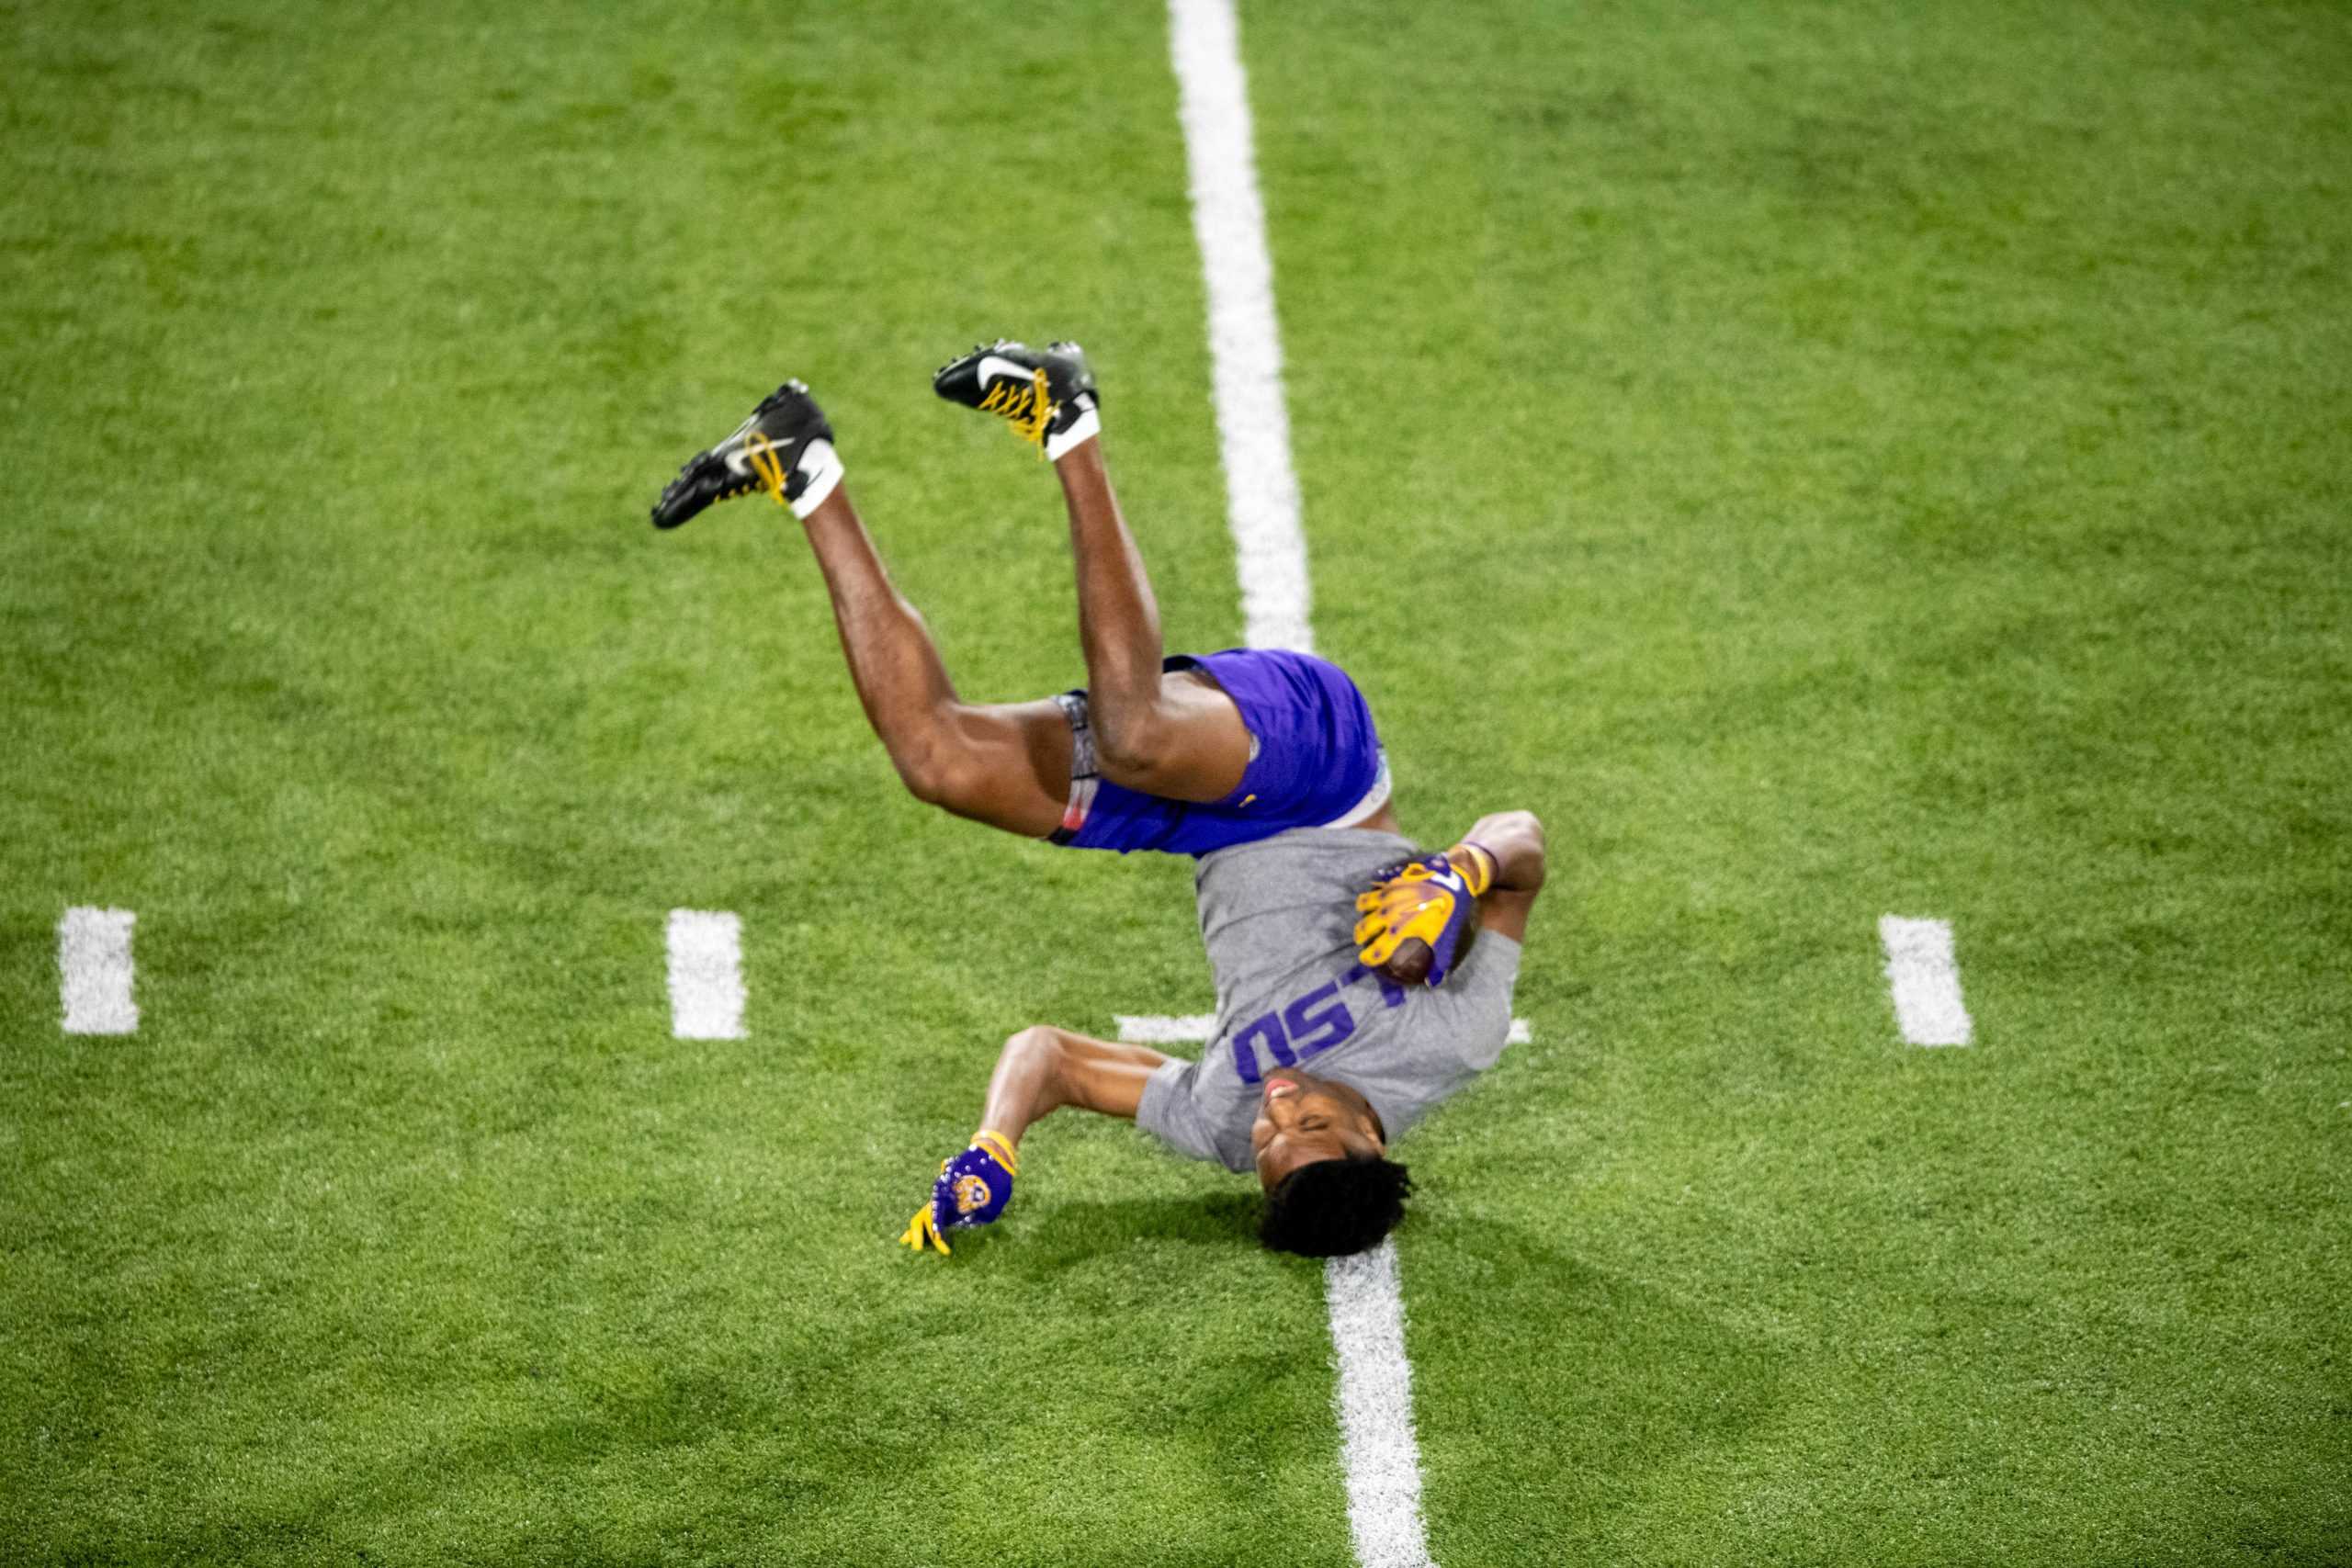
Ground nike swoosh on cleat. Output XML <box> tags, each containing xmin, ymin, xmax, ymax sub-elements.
<box><xmin>976</xmin><ymin>355</ymin><xmax>1036</xmax><ymax>389</ymax></box>
<box><xmin>721</xmin><ymin>441</ymin><xmax>789</xmax><ymax>477</ymax></box>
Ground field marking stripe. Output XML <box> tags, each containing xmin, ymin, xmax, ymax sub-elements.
<box><xmin>666</xmin><ymin>909</ymin><xmax>746</xmax><ymax>1041</ymax></box>
<box><xmin>1168</xmin><ymin>3</ymin><xmax>1428</xmax><ymax>1558</ymax></box>
<box><xmin>1114</xmin><ymin>1012</ymin><xmax>1222</xmax><ymax>1043</ymax></box>
<box><xmin>1118</xmin><ymin>1013</ymin><xmax>1532</xmax><ymax>1044</ymax></box>
<box><xmin>58</xmin><ymin>907</ymin><xmax>139</xmax><ymax>1035</ymax></box>
<box><xmin>1169</xmin><ymin>0</ymin><xmax>1313</xmax><ymax>654</ymax></box>
<box><xmin>1878</xmin><ymin>915</ymin><xmax>1973</xmax><ymax>1046</ymax></box>
<box><xmin>1327</xmin><ymin>1241</ymin><xmax>1440</xmax><ymax>1568</ymax></box>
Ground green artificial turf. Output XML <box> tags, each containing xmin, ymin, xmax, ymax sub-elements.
<box><xmin>4</xmin><ymin>1</ymin><xmax>2348</xmax><ymax>1562</ymax></box>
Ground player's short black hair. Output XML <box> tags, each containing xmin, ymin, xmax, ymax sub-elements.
<box><xmin>1259</xmin><ymin>1155</ymin><xmax>1413</xmax><ymax>1258</ymax></box>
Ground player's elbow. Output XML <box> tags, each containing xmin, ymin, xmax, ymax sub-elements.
<box><xmin>976</xmin><ymin>1026</ymin><xmax>1072</xmax><ymax>1138</ymax></box>
<box><xmin>1500</xmin><ymin>809</ymin><xmax>1547</xmax><ymax>892</ymax></box>
<box><xmin>1003</xmin><ymin>1024</ymin><xmax>1060</xmax><ymax>1068</ymax></box>
<box><xmin>1002</xmin><ymin>1024</ymin><xmax>1070</xmax><ymax>1099</ymax></box>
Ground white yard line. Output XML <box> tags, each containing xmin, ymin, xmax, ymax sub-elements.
<box><xmin>1166</xmin><ymin>5</ymin><xmax>1432</xmax><ymax>1555</ymax></box>
<box><xmin>1878</xmin><ymin>915</ymin><xmax>1973</xmax><ymax>1046</ymax></box>
<box><xmin>1114</xmin><ymin>1012</ymin><xmax>1222</xmax><ymax>1043</ymax></box>
<box><xmin>58</xmin><ymin>907</ymin><xmax>139</xmax><ymax>1035</ymax></box>
<box><xmin>1126</xmin><ymin>989</ymin><xmax>1472</xmax><ymax>1564</ymax></box>
<box><xmin>1118</xmin><ymin>1013</ymin><xmax>1532</xmax><ymax>1045</ymax></box>
<box><xmin>1327</xmin><ymin>1242</ymin><xmax>1440</xmax><ymax>1568</ymax></box>
<box><xmin>1168</xmin><ymin>0</ymin><xmax>1314</xmax><ymax>654</ymax></box>
<box><xmin>665</xmin><ymin>909</ymin><xmax>747</xmax><ymax>1041</ymax></box>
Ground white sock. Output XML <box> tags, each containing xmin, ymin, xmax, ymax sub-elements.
<box><xmin>1045</xmin><ymin>403</ymin><xmax>1101</xmax><ymax>463</ymax></box>
<box><xmin>788</xmin><ymin>438</ymin><xmax>844</xmax><ymax>519</ymax></box>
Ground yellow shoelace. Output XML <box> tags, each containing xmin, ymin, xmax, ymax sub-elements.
<box><xmin>741</xmin><ymin>429</ymin><xmax>790</xmax><ymax>506</ymax></box>
<box><xmin>978</xmin><ymin>367</ymin><xmax>1057</xmax><ymax>456</ymax></box>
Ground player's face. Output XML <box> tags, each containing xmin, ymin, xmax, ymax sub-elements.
<box><xmin>1250</xmin><ymin>1070</ymin><xmax>1385</xmax><ymax>1191</ymax></box>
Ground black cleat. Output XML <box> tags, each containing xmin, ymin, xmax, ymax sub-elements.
<box><xmin>932</xmin><ymin>340</ymin><xmax>1099</xmax><ymax>457</ymax></box>
<box><xmin>651</xmin><ymin>379</ymin><xmax>838</xmax><ymax>529</ymax></box>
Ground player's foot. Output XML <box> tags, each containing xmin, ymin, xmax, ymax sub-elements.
<box><xmin>933</xmin><ymin>340</ymin><xmax>1100</xmax><ymax>460</ymax></box>
<box><xmin>651</xmin><ymin>379</ymin><xmax>843</xmax><ymax>529</ymax></box>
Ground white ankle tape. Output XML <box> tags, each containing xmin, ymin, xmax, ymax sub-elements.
<box><xmin>1046</xmin><ymin>407</ymin><xmax>1101</xmax><ymax>463</ymax></box>
<box><xmin>789</xmin><ymin>439</ymin><xmax>843</xmax><ymax>519</ymax></box>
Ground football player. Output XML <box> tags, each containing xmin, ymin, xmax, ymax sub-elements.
<box><xmin>651</xmin><ymin>343</ymin><xmax>1545</xmax><ymax>1258</ymax></box>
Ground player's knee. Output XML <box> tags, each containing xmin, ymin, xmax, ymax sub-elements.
<box><xmin>1091</xmin><ymin>705</ymin><xmax>1172</xmax><ymax>783</ymax></box>
<box><xmin>891</xmin><ymin>742</ymin><xmax>989</xmax><ymax>814</ymax></box>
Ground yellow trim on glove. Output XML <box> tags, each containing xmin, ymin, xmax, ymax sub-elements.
<box><xmin>972</xmin><ymin>1129</ymin><xmax>1019</xmax><ymax>1175</ymax></box>
<box><xmin>899</xmin><ymin>1204</ymin><xmax>952</xmax><ymax>1256</ymax></box>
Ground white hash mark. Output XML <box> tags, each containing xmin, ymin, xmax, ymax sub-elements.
<box><xmin>59</xmin><ymin>907</ymin><xmax>139</xmax><ymax>1035</ymax></box>
<box><xmin>666</xmin><ymin>909</ymin><xmax>746</xmax><ymax>1040</ymax></box>
<box><xmin>1879</xmin><ymin>915</ymin><xmax>1973</xmax><ymax>1047</ymax></box>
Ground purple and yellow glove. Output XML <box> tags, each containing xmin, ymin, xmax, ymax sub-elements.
<box><xmin>899</xmin><ymin>1129</ymin><xmax>1019</xmax><ymax>1256</ymax></box>
<box><xmin>1353</xmin><ymin>846</ymin><xmax>1495</xmax><ymax>988</ymax></box>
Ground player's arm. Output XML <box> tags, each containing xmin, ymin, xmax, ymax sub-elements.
<box><xmin>901</xmin><ymin>1026</ymin><xmax>1170</xmax><ymax>1254</ymax></box>
<box><xmin>979</xmin><ymin>1024</ymin><xmax>1170</xmax><ymax>1144</ymax></box>
<box><xmin>1353</xmin><ymin>809</ymin><xmax>1546</xmax><ymax>986</ymax></box>
<box><xmin>1445</xmin><ymin>809</ymin><xmax>1546</xmax><ymax>943</ymax></box>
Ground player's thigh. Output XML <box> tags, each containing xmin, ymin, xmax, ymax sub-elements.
<box><xmin>929</xmin><ymin>697</ymin><xmax>1072</xmax><ymax>839</ymax></box>
<box><xmin>1093</xmin><ymin>669</ymin><xmax>1253</xmax><ymax>804</ymax></box>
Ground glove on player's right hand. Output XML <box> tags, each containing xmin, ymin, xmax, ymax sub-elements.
<box><xmin>898</xmin><ymin>1131</ymin><xmax>1019</xmax><ymax>1257</ymax></box>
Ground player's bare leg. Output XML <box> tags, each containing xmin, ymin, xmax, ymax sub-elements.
<box><xmin>933</xmin><ymin>339</ymin><xmax>1256</xmax><ymax>802</ymax></box>
<box><xmin>646</xmin><ymin>382</ymin><xmax>1073</xmax><ymax>837</ymax></box>
<box><xmin>1049</xmin><ymin>438</ymin><xmax>1255</xmax><ymax>802</ymax></box>
<box><xmin>1053</xmin><ymin>436</ymin><xmax>1400</xmax><ymax>832</ymax></box>
<box><xmin>793</xmin><ymin>482</ymin><xmax>1069</xmax><ymax>837</ymax></box>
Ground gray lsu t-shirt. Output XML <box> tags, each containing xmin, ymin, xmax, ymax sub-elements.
<box><xmin>1135</xmin><ymin>827</ymin><xmax>1522</xmax><ymax>1173</ymax></box>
